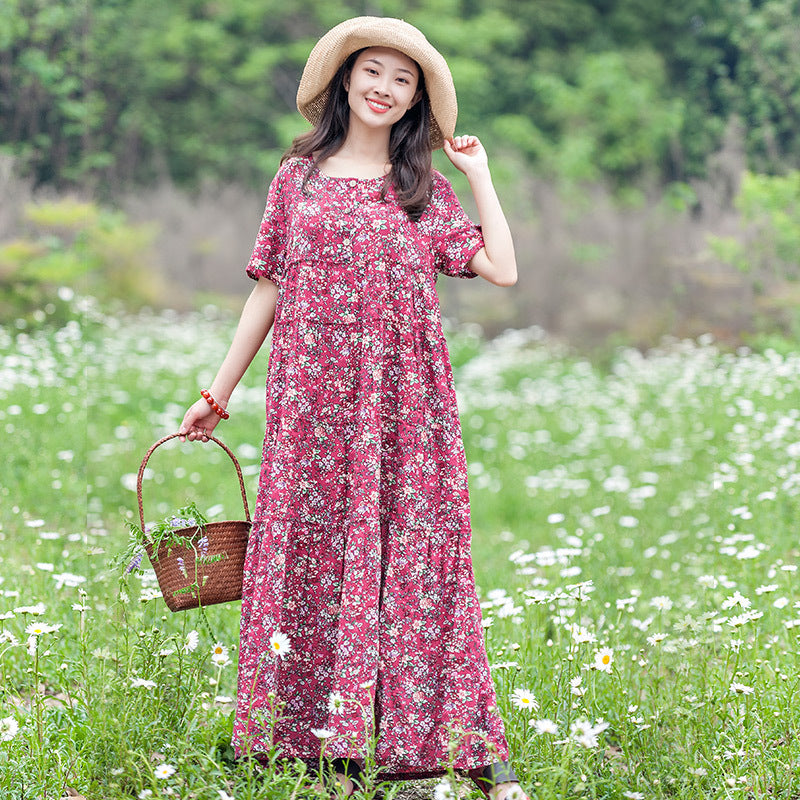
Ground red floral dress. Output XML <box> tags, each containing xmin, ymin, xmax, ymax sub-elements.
<box><xmin>232</xmin><ymin>155</ymin><xmax>509</xmax><ymax>780</ymax></box>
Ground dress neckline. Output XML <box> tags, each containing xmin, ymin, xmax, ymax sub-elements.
<box><xmin>308</xmin><ymin>155</ymin><xmax>388</xmax><ymax>183</ymax></box>
<box><xmin>316</xmin><ymin>169</ymin><xmax>387</xmax><ymax>183</ymax></box>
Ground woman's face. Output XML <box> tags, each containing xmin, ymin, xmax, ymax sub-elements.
<box><xmin>344</xmin><ymin>47</ymin><xmax>421</xmax><ymax>134</ymax></box>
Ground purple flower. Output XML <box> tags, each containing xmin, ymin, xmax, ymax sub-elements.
<box><xmin>198</xmin><ymin>536</ymin><xmax>209</xmax><ymax>557</ymax></box>
<box><xmin>176</xmin><ymin>557</ymin><xmax>188</xmax><ymax>578</ymax></box>
<box><xmin>125</xmin><ymin>550</ymin><xmax>144</xmax><ymax>574</ymax></box>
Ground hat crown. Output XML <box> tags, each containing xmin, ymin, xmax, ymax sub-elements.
<box><xmin>296</xmin><ymin>16</ymin><xmax>457</xmax><ymax>150</ymax></box>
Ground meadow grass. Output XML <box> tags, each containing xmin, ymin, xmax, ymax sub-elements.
<box><xmin>1</xmin><ymin>304</ymin><xmax>799</xmax><ymax>799</ymax></box>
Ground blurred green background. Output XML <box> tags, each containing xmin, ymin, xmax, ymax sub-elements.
<box><xmin>1</xmin><ymin>0</ymin><xmax>799</xmax><ymax>349</ymax></box>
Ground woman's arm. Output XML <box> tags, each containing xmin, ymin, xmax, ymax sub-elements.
<box><xmin>178</xmin><ymin>277</ymin><xmax>278</xmax><ymax>442</ymax></box>
<box><xmin>443</xmin><ymin>135</ymin><xmax>517</xmax><ymax>287</ymax></box>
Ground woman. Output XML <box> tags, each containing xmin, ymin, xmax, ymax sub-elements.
<box><xmin>179</xmin><ymin>16</ymin><xmax>524</xmax><ymax>800</ymax></box>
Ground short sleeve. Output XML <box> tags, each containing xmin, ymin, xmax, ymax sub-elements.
<box><xmin>426</xmin><ymin>171</ymin><xmax>484</xmax><ymax>279</ymax></box>
<box><xmin>245</xmin><ymin>164</ymin><xmax>290</xmax><ymax>285</ymax></box>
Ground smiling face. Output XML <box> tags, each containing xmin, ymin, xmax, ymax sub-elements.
<box><xmin>343</xmin><ymin>46</ymin><xmax>422</xmax><ymax>134</ymax></box>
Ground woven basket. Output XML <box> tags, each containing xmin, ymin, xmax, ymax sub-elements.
<box><xmin>136</xmin><ymin>433</ymin><xmax>251</xmax><ymax>612</ymax></box>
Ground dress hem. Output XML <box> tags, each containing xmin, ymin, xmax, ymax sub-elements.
<box><xmin>248</xmin><ymin>753</ymin><xmax>512</xmax><ymax>783</ymax></box>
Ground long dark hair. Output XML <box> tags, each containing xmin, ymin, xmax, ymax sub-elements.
<box><xmin>283</xmin><ymin>49</ymin><xmax>433</xmax><ymax>222</ymax></box>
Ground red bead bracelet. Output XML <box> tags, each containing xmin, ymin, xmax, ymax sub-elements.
<box><xmin>200</xmin><ymin>389</ymin><xmax>230</xmax><ymax>420</ymax></box>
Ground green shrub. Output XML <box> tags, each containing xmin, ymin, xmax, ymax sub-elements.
<box><xmin>707</xmin><ymin>169</ymin><xmax>800</xmax><ymax>338</ymax></box>
<box><xmin>0</xmin><ymin>197</ymin><xmax>171</xmax><ymax>327</ymax></box>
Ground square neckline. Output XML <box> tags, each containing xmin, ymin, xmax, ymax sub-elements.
<box><xmin>310</xmin><ymin>155</ymin><xmax>388</xmax><ymax>182</ymax></box>
<box><xmin>316</xmin><ymin>168</ymin><xmax>387</xmax><ymax>182</ymax></box>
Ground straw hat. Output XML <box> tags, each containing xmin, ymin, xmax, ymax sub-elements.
<box><xmin>296</xmin><ymin>16</ymin><xmax>457</xmax><ymax>150</ymax></box>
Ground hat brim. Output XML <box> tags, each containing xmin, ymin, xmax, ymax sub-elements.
<box><xmin>296</xmin><ymin>17</ymin><xmax>456</xmax><ymax>150</ymax></box>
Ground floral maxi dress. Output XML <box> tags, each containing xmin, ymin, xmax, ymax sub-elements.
<box><xmin>231</xmin><ymin>155</ymin><xmax>510</xmax><ymax>780</ymax></box>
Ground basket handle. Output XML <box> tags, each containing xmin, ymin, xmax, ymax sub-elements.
<box><xmin>137</xmin><ymin>433</ymin><xmax>252</xmax><ymax>531</ymax></box>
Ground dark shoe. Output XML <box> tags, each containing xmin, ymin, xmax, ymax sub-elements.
<box><xmin>331</xmin><ymin>757</ymin><xmax>362</xmax><ymax>783</ymax></box>
<box><xmin>314</xmin><ymin>757</ymin><xmax>361</xmax><ymax>796</ymax></box>
<box><xmin>466</xmin><ymin>761</ymin><xmax>524</xmax><ymax>798</ymax></box>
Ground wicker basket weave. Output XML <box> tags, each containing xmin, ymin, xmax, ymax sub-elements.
<box><xmin>136</xmin><ymin>433</ymin><xmax>251</xmax><ymax>612</ymax></box>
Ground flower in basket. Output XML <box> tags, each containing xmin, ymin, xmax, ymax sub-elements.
<box><xmin>117</xmin><ymin>502</ymin><xmax>209</xmax><ymax>576</ymax></box>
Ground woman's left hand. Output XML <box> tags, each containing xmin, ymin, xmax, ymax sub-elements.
<box><xmin>443</xmin><ymin>135</ymin><xmax>489</xmax><ymax>176</ymax></box>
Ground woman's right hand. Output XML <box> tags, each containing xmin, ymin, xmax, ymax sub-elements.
<box><xmin>178</xmin><ymin>399</ymin><xmax>223</xmax><ymax>442</ymax></box>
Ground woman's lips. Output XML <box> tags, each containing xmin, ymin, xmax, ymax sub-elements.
<box><xmin>365</xmin><ymin>98</ymin><xmax>391</xmax><ymax>113</ymax></box>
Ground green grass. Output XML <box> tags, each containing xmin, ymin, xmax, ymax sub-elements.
<box><xmin>1</xmin><ymin>306</ymin><xmax>799</xmax><ymax>799</ymax></box>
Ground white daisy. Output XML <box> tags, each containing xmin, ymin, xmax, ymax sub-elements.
<box><xmin>729</xmin><ymin>682</ymin><xmax>754</xmax><ymax>696</ymax></box>
<box><xmin>218</xmin><ymin>791</ymin><xmax>235</xmax><ymax>800</ymax></box>
<box><xmin>570</xmin><ymin>676</ymin><xmax>586</xmax><ymax>696</ymax></box>
<box><xmin>755</xmin><ymin>584</ymin><xmax>778</xmax><ymax>595</ymax></box>
<box><xmin>131</xmin><ymin>677</ymin><xmax>157</xmax><ymax>689</ymax></box>
<box><xmin>649</xmin><ymin>596</ymin><xmax>673</xmax><ymax>611</ymax></box>
<box><xmin>623</xmin><ymin>792</ymin><xmax>645</xmax><ymax>799</ymax></box>
<box><xmin>530</xmin><ymin>718</ymin><xmax>558</xmax><ymax>735</ymax></box>
<box><xmin>489</xmin><ymin>661</ymin><xmax>520</xmax><ymax>671</ymax></box>
<box><xmin>14</xmin><ymin>602</ymin><xmax>46</xmax><ymax>615</ymax></box>
<box><xmin>570</xmin><ymin>718</ymin><xmax>609</xmax><ymax>748</ymax></box>
<box><xmin>727</xmin><ymin>610</ymin><xmax>763</xmax><ymax>628</ymax></box>
<box><xmin>565</xmin><ymin>623</ymin><xmax>596</xmax><ymax>644</ymax></box>
<box><xmin>154</xmin><ymin>763</ymin><xmax>176</xmax><ymax>779</ymax></box>
<box><xmin>591</xmin><ymin>647</ymin><xmax>614</xmax><ymax>673</ymax></box>
<box><xmin>311</xmin><ymin>727</ymin><xmax>337</xmax><ymax>739</ymax></box>
<box><xmin>211</xmin><ymin>643</ymin><xmax>229</xmax><ymax>665</ymax></box>
<box><xmin>328</xmin><ymin>691</ymin><xmax>347</xmax><ymax>715</ymax></box>
<box><xmin>0</xmin><ymin>716</ymin><xmax>19</xmax><ymax>742</ymax></box>
<box><xmin>433</xmin><ymin>778</ymin><xmax>457</xmax><ymax>800</ymax></box>
<box><xmin>510</xmin><ymin>688</ymin><xmax>538</xmax><ymax>711</ymax></box>
<box><xmin>570</xmin><ymin>720</ymin><xmax>598</xmax><ymax>748</ymax></box>
<box><xmin>184</xmin><ymin>630</ymin><xmax>199</xmax><ymax>652</ymax></box>
<box><xmin>24</xmin><ymin>622</ymin><xmax>61</xmax><ymax>636</ymax></box>
<box><xmin>722</xmin><ymin>591</ymin><xmax>751</xmax><ymax>610</ymax></box>
<box><xmin>269</xmin><ymin>630</ymin><xmax>291</xmax><ymax>658</ymax></box>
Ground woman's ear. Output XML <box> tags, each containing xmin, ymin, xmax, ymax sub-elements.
<box><xmin>410</xmin><ymin>89</ymin><xmax>423</xmax><ymax>108</ymax></box>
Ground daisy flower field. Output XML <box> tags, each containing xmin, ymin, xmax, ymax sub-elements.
<box><xmin>1</xmin><ymin>305</ymin><xmax>798</xmax><ymax>798</ymax></box>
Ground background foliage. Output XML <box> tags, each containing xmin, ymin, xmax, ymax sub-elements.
<box><xmin>2</xmin><ymin>0</ymin><xmax>800</xmax><ymax>192</ymax></box>
<box><xmin>0</xmin><ymin>196</ymin><xmax>173</xmax><ymax>326</ymax></box>
<box><xmin>2</xmin><ymin>0</ymin><xmax>799</xmax><ymax>348</ymax></box>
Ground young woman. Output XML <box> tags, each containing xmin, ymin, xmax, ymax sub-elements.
<box><xmin>179</xmin><ymin>16</ymin><xmax>524</xmax><ymax>800</ymax></box>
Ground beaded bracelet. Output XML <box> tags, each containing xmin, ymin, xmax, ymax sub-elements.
<box><xmin>200</xmin><ymin>389</ymin><xmax>230</xmax><ymax>420</ymax></box>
